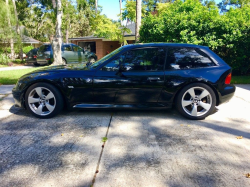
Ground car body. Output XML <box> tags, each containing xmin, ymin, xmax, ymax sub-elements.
<box><xmin>36</xmin><ymin>43</ymin><xmax>97</xmax><ymax>65</ymax></box>
<box><xmin>25</xmin><ymin>48</ymin><xmax>39</xmax><ymax>65</ymax></box>
<box><xmin>13</xmin><ymin>43</ymin><xmax>235</xmax><ymax>119</ymax></box>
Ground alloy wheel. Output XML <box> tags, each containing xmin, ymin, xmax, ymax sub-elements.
<box><xmin>28</xmin><ymin>87</ymin><xmax>56</xmax><ymax>116</ymax></box>
<box><xmin>181</xmin><ymin>87</ymin><xmax>212</xmax><ymax>117</ymax></box>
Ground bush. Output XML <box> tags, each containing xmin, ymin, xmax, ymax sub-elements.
<box><xmin>140</xmin><ymin>0</ymin><xmax>250</xmax><ymax>75</ymax></box>
<box><xmin>23</xmin><ymin>45</ymin><xmax>34</xmax><ymax>54</ymax></box>
<box><xmin>0</xmin><ymin>53</ymin><xmax>11</xmax><ymax>65</ymax></box>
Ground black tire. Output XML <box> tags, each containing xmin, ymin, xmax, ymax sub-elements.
<box><xmin>33</xmin><ymin>62</ymin><xmax>40</xmax><ymax>66</ymax></box>
<box><xmin>25</xmin><ymin>83</ymin><xmax>64</xmax><ymax>118</ymax></box>
<box><xmin>62</xmin><ymin>58</ymin><xmax>67</xmax><ymax>64</ymax></box>
<box><xmin>176</xmin><ymin>83</ymin><xmax>216</xmax><ymax>120</ymax></box>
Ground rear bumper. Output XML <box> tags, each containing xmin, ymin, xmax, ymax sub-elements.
<box><xmin>218</xmin><ymin>84</ymin><xmax>235</xmax><ymax>105</ymax></box>
<box><xmin>37</xmin><ymin>59</ymin><xmax>49</xmax><ymax>65</ymax></box>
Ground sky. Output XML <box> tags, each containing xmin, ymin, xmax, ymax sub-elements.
<box><xmin>99</xmin><ymin>0</ymin><xmax>222</xmax><ymax>21</ymax></box>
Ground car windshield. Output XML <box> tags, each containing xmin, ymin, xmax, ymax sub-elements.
<box><xmin>90</xmin><ymin>47</ymin><xmax>123</xmax><ymax>69</ymax></box>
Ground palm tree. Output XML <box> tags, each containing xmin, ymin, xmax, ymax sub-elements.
<box><xmin>52</xmin><ymin>0</ymin><xmax>63</xmax><ymax>65</ymax></box>
<box><xmin>95</xmin><ymin>0</ymin><xmax>98</xmax><ymax>14</ymax></box>
<box><xmin>6</xmin><ymin>0</ymin><xmax>14</xmax><ymax>60</ymax></box>
<box><xmin>135</xmin><ymin>0</ymin><xmax>141</xmax><ymax>42</ymax></box>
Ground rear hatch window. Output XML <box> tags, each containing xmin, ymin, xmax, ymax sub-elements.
<box><xmin>38</xmin><ymin>45</ymin><xmax>51</xmax><ymax>52</ymax></box>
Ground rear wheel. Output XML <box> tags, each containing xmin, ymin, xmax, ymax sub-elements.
<box><xmin>176</xmin><ymin>83</ymin><xmax>216</xmax><ymax>120</ymax></box>
<box><xmin>25</xmin><ymin>83</ymin><xmax>64</xmax><ymax>118</ymax></box>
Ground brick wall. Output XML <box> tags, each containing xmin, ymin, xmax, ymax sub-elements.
<box><xmin>71</xmin><ymin>39</ymin><xmax>121</xmax><ymax>60</ymax></box>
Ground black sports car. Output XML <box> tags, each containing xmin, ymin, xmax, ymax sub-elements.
<box><xmin>12</xmin><ymin>43</ymin><xmax>235</xmax><ymax>119</ymax></box>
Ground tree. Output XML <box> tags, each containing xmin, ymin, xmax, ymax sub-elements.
<box><xmin>12</xmin><ymin>0</ymin><xmax>23</xmax><ymax>60</ymax></box>
<box><xmin>140</xmin><ymin>0</ymin><xmax>250</xmax><ymax>75</ymax></box>
<box><xmin>136</xmin><ymin>0</ymin><xmax>142</xmax><ymax>42</ymax></box>
<box><xmin>95</xmin><ymin>0</ymin><xmax>98</xmax><ymax>13</ymax></box>
<box><xmin>51</xmin><ymin>0</ymin><xmax>63</xmax><ymax>65</ymax></box>
<box><xmin>5</xmin><ymin>0</ymin><xmax>14</xmax><ymax>60</ymax></box>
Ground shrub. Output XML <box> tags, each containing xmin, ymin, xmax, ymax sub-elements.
<box><xmin>0</xmin><ymin>53</ymin><xmax>11</xmax><ymax>65</ymax></box>
<box><xmin>23</xmin><ymin>45</ymin><xmax>34</xmax><ymax>54</ymax></box>
<box><xmin>140</xmin><ymin>0</ymin><xmax>250</xmax><ymax>75</ymax></box>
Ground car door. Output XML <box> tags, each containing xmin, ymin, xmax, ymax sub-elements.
<box><xmin>62</xmin><ymin>44</ymin><xmax>73</xmax><ymax>63</ymax></box>
<box><xmin>92</xmin><ymin>47</ymin><xmax>166</xmax><ymax>104</ymax></box>
<box><xmin>115</xmin><ymin>47</ymin><xmax>166</xmax><ymax>104</ymax></box>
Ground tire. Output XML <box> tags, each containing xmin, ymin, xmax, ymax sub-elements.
<box><xmin>33</xmin><ymin>62</ymin><xmax>40</xmax><ymax>66</ymax></box>
<box><xmin>176</xmin><ymin>83</ymin><xmax>216</xmax><ymax>120</ymax></box>
<box><xmin>25</xmin><ymin>83</ymin><xmax>64</xmax><ymax>118</ymax></box>
<box><xmin>62</xmin><ymin>58</ymin><xmax>67</xmax><ymax>64</ymax></box>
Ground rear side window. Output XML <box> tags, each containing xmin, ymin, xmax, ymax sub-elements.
<box><xmin>166</xmin><ymin>47</ymin><xmax>216</xmax><ymax>70</ymax></box>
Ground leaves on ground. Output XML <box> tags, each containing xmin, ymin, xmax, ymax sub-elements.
<box><xmin>245</xmin><ymin>173</ymin><xmax>250</xmax><ymax>178</ymax></box>
<box><xmin>102</xmin><ymin>137</ymin><xmax>108</xmax><ymax>142</ymax></box>
<box><xmin>236</xmin><ymin>136</ymin><xmax>243</xmax><ymax>139</ymax></box>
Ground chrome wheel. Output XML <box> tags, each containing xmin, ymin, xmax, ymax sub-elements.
<box><xmin>28</xmin><ymin>87</ymin><xmax>56</xmax><ymax>116</ymax></box>
<box><xmin>181</xmin><ymin>87</ymin><xmax>212</xmax><ymax>117</ymax></box>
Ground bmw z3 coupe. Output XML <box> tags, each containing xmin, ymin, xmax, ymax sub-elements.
<box><xmin>12</xmin><ymin>43</ymin><xmax>235</xmax><ymax>120</ymax></box>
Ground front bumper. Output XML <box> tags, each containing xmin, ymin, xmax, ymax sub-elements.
<box><xmin>12</xmin><ymin>87</ymin><xmax>25</xmax><ymax>108</ymax></box>
<box><xmin>218</xmin><ymin>84</ymin><xmax>236</xmax><ymax>105</ymax></box>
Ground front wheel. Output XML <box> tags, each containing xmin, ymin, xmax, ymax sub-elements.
<box><xmin>176</xmin><ymin>83</ymin><xmax>216</xmax><ymax>120</ymax></box>
<box><xmin>25</xmin><ymin>83</ymin><xmax>64</xmax><ymax>118</ymax></box>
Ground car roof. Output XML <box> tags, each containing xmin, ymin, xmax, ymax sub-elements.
<box><xmin>122</xmin><ymin>43</ymin><xmax>209</xmax><ymax>50</ymax></box>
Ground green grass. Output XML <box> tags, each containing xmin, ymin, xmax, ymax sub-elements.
<box><xmin>0</xmin><ymin>67</ymin><xmax>42</xmax><ymax>85</ymax></box>
<box><xmin>231</xmin><ymin>76</ymin><xmax>250</xmax><ymax>84</ymax></box>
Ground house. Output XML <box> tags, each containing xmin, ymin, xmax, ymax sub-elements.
<box><xmin>69</xmin><ymin>23</ymin><xmax>136</xmax><ymax>60</ymax></box>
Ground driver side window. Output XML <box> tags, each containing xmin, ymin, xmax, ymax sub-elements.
<box><xmin>101</xmin><ymin>55</ymin><xmax>125</xmax><ymax>71</ymax></box>
<box><xmin>101</xmin><ymin>58</ymin><xmax>120</xmax><ymax>71</ymax></box>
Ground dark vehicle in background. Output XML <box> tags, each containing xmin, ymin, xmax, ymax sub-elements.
<box><xmin>13</xmin><ymin>43</ymin><xmax>235</xmax><ymax>119</ymax></box>
<box><xmin>25</xmin><ymin>48</ymin><xmax>39</xmax><ymax>65</ymax></box>
<box><xmin>36</xmin><ymin>43</ymin><xmax>97</xmax><ymax>65</ymax></box>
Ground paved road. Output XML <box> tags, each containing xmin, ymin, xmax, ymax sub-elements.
<box><xmin>0</xmin><ymin>85</ymin><xmax>250</xmax><ymax>187</ymax></box>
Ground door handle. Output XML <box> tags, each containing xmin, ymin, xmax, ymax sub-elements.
<box><xmin>147</xmin><ymin>77</ymin><xmax>160</xmax><ymax>81</ymax></box>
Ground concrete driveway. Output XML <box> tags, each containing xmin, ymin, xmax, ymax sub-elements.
<box><xmin>0</xmin><ymin>85</ymin><xmax>249</xmax><ymax>187</ymax></box>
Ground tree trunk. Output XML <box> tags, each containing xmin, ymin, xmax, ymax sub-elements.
<box><xmin>6</xmin><ymin>0</ymin><xmax>14</xmax><ymax>60</ymax></box>
<box><xmin>52</xmin><ymin>0</ymin><xmax>64</xmax><ymax>65</ymax></box>
<box><xmin>12</xmin><ymin>0</ymin><xmax>23</xmax><ymax>61</ymax></box>
<box><xmin>120</xmin><ymin>0</ymin><xmax>122</xmax><ymax>25</ymax></box>
<box><xmin>135</xmin><ymin>0</ymin><xmax>141</xmax><ymax>42</ymax></box>
<box><xmin>65</xmin><ymin>25</ymin><xmax>69</xmax><ymax>43</ymax></box>
<box><xmin>95</xmin><ymin>0</ymin><xmax>98</xmax><ymax>14</ymax></box>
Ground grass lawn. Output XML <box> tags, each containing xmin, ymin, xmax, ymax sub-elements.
<box><xmin>231</xmin><ymin>76</ymin><xmax>250</xmax><ymax>84</ymax></box>
<box><xmin>0</xmin><ymin>67</ymin><xmax>42</xmax><ymax>85</ymax></box>
<box><xmin>0</xmin><ymin>67</ymin><xmax>250</xmax><ymax>85</ymax></box>
<box><xmin>0</xmin><ymin>65</ymin><xmax>8</xmax><ymax>68</ymax></box>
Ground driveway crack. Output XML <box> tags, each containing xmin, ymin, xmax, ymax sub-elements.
<box><xmin>91</xmin><ymin>113</ymin><xmax>113</xmax><ymax>187</ymax></box>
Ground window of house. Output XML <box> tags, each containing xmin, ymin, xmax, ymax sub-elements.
<box><xmin>166</xmin><ymin>47</ymin><xmax>216</xmax><ymax>70</ymax></box>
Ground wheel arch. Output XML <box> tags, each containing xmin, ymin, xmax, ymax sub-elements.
<box><xmin>62</xmin><ymin>57</ymin><xmax>67</xmax><ymax>63</ymax></box>
<box><xmin>172</xmin><ymin>81</ymin><xmax>220</xmax><ymax>107</ymax></box>
<box><xmin>22</xmin><ymin>80</ymin><xmax>69</xmax><ymax>109</ymax></box>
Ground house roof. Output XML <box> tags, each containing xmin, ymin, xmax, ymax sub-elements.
<box><xmin>22</xmin><ymin>35</ymin><xmax>41</xmax><ymax>44</ymax></box>
<box><xmin>124</xmin><ymin>22</ymin><xmax>135</xmax><ymax>36</ymax></box>
<box><xmin>69</xmin><ymin>22</ymin><xmax>136</xmax><ymax>41</ymax></box>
